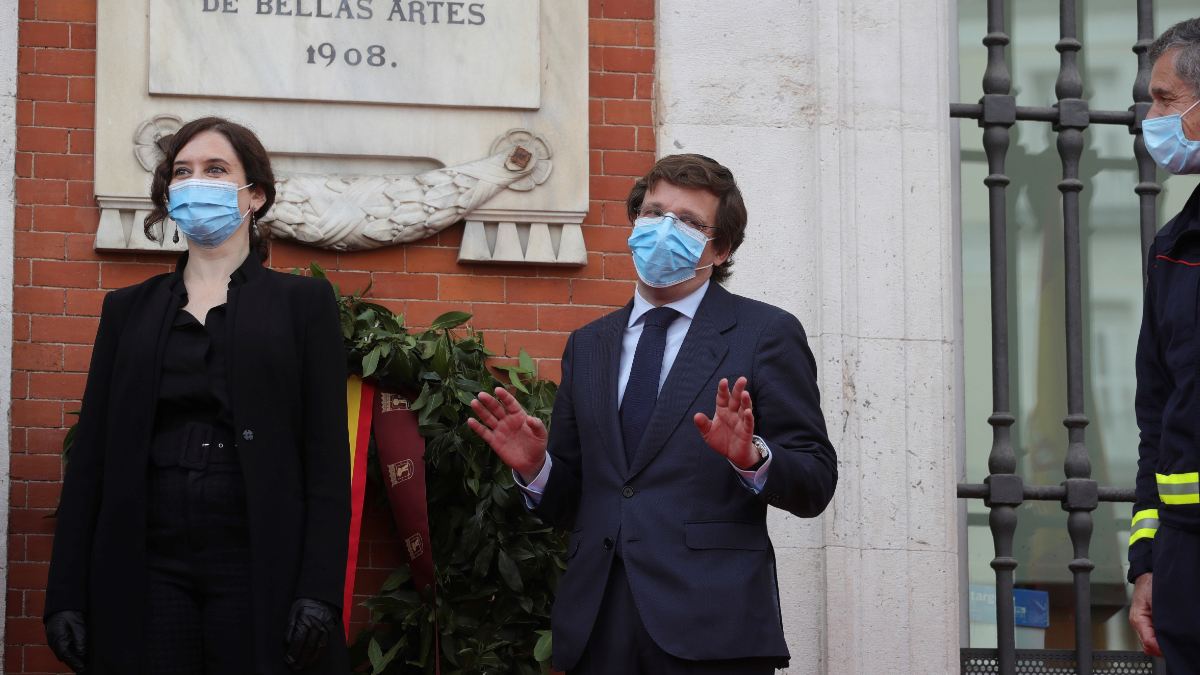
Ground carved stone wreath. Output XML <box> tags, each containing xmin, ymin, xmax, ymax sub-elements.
<box><xmin>263</xmin><ymin>129</ymin><xmax>554</xmax><ymax>251</ymax></box>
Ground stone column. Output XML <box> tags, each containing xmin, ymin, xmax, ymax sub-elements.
<box><xmin>656</xmin><ymin>0</ymin><xmax>960</xmax><ymax>672</ymax></box>
<box><xmin>0</xmin><ymin>0</ymin><xmax>19</xmax><ymax>655</ymax></box>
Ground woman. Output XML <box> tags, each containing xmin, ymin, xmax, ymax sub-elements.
<box><xmin>43</xmin><ymin>117</ymin><xmax>351</xmax><ymax>674</ymax></box>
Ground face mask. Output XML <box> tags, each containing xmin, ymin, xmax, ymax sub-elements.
<box><xmin>628</xmin><ymin>213</ymin><xmax>713</xmax><ymax>288</ymax></box>
<box><xmin>167</xmin><ymin>178</ymin><xmax>253</xmax><ymax>248</ymax></box>
<box><xmin>1143</xmin><ymin>99</ymin><xmax>1200</xmax><ymax>174</ymax></box>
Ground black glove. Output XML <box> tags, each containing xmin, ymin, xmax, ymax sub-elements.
<box><xmin>45</xmin><ymin>610</ymin><xmax>87</xmax><ymax>673</ymax></box>
<box><xmin>283</xmin><ymin>598</ymin><xmax>339</xmax><ymax>671</ymax></box>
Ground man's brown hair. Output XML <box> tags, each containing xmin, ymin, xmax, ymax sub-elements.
<box><xmin>625</xmin><ymin>154</ymin><xmax>747</xmax><ymax>283</ymax></box>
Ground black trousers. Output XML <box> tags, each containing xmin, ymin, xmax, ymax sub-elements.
<box><xmin>144</xmin><ymin>426</ymin><xmax>254</xmax><ymax>674</ymax></box>
<box><xmin>1153</xmin><ymin>524</ymin><xmax>1200</xmax><ymax>675</ymax></box>
<box><xmin>570</xmin><ymin>557</ymin><xmax>778</xmax><ymax>675</ymax></box>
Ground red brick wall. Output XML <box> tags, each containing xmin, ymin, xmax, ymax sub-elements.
<box><xmin>7</xmin><ymin>0</ymin><xmax>654</xmax><ymax>671</ymax></box>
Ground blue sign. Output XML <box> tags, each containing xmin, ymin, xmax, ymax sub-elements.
<box><xmin>969</xmin><ymin>585</ymin><xmax>1050</xmax><ymax>629</ymax></box>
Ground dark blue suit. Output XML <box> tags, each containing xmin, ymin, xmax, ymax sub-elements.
<box><xmin>535</xmin><ymin>283</ymin><xmax>837</xmax><ymax>671</ymax></box>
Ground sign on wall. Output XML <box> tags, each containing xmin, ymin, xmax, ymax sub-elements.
<box><xmin>148</xmin><ymin>0</ymin><xmax>540</xmax><ymax>109</ymax></box>
<box><xmin>95</xmin><ymin>0</ymin><xmax>587</xmax><ymax>264</ymax></box>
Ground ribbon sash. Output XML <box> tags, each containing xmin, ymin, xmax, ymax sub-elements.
<box><xmin>343</xmin><ymin>375</ymin><xmax>376</xmax><ymax>637</ymax></box>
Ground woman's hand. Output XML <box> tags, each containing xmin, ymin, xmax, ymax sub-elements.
<box><xmin>283</xmin><ymin>598</ymin><xmax>339</xmax><ymax>671</ymax></box>
<box><xmin>45</xmin><ymin>610</ymin><xmax>87</xmax><ymax>673</ymax></box>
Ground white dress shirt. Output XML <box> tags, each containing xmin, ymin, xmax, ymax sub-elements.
<box><xmin>516</xmin><ymin>282</ymin><xmax>772</xmax><ymax>502</ymax></box>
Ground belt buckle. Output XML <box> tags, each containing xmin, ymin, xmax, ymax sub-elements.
<box><xmin>179</xmin><ymin>441</ymin><xmax>211</xmax><ymax>470</ymax></box>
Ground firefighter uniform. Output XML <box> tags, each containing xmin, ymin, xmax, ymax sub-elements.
<box><xmin>1132</xmin><ymin>185</ymin><xmax>1200</xmax><ymax>673</ymax></box>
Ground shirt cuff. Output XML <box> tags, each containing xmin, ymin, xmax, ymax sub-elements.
<box><xmin>730</xmin><ymin>437</ymin><xmax>772</xmax><ymax>493</ymax></box>
<box><xmin>513</xmin><ymin>454</ymin><xmax>552</xmax><ymax>508</ymax></box>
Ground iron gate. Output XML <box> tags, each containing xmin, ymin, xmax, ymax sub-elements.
<box><xmin>953</xmin><ymin>0</ymin><xmax>1167</xmax><ymax>673</ymax></box>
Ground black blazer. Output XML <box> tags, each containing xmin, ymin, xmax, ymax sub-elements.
<box><xmin>535</xmin><ymin>283</ymin><xmax>837</xmax><ymax>670</ymax></box>
<box><xmin>45</xmin><ymin>254</ymin><xmax>351</xmax><ymax>674</ymax></box>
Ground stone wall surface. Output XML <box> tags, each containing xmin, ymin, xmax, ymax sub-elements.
<box><xmin>657</xmin><ymin>0</ymin><xmax>960</xmax><ymax>672</ymax></box>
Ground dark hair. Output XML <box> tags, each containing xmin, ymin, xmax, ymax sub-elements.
<box><xmin>1150</xmin><ymin>18</ymin><xmax>1200</xmax><ymax>97</ymax></box>
<box><xmin>625</xmin><ymin>153</ymin><xmax>747</xmax><ymax>283</ymax></box>
<box><xmin>144</xmin><ymin>116</ymin><xmax>276</xmax><ymax>259</ymax></box>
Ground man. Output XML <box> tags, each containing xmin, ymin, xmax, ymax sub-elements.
<box><xmin>1129</xmin><ymin>17</ymin><xmax>1200</xmax><ymax>673</ymax></box>
<box><xmin>468</xmin><ymin>154</ymin><xmax>837</xmax><ymax>674</ymax></box>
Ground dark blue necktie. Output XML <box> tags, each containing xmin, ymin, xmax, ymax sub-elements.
<box><xmin>620</xmin><ymin>306</ymin><xmax>680</xmax><ymax>465</ymax></box>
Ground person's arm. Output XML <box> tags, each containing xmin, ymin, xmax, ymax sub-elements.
<box><xmin>741</xmin><ymin>311</ymin><xmax>837</xmax><ymax>517</ymax></box>
<box><xmin>46</xmin><ymin>292</ymin><xmax>123</xmax><ymax>618</ymax></box>
<box><xmin>528</xmin><ymin>333</ymin><xmax>583</xmax><ymax>528</ymax></box>
<box><xmin>513</xmin><ymin>453</ymin><xmax>553</xmax><ymax>507</ymax></box>
<box><xmin>1129</xmin><ymin>249</ymin><xmax>1166</xmax><ymax>657</ymax></box>
<box><xmin>694</xmin><ymin>311</ymin><xmax>836</xmax><ymax>517</ymax></box>
<box><xmin>728</xmin><ymin>442</ymin><xmax>772</xmax><ymax>493</ymax></box>
<box><xmin>294</xmin><ymin>279</ymin><xmax>351</xmax><ymax>609</ymax></box>
<box><xmin>469</xmin><ymin>333</ymin><xmax>582</xmax><ymax>529</ymax></box>
<box><xmin>1131</xmin><ymin>253</ymin><xmax>1166</xmax><ymax>583</ymax></box>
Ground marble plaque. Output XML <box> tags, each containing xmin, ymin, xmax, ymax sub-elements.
<box><xmin>148</xmin><ymin>0</ymin><xmax>540</xmax><ymax>109</ymax></box>
<box><xmin>96</xmin><ymin>0</ymin><xmax>586</xmax><ymax>260</ymax></box>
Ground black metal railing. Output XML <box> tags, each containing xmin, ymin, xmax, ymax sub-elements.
<box><xmin>953</xmin><ymin>0</ymin><xmax>1164</xmax><ymax>673</ymax></box>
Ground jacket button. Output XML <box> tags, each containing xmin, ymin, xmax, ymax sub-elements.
<box><xmin>603</xmin><ymin>537</ymin><xmax>614</xmax><ymax>551</ymax></box>
<box><xmin>242</xmin><ymin>429</ymin><xmax>254</xmax><ymax>441</ymax></box>
<box><xmin>622</xmin><ymin>485</ymin><xmax>635</xmax><ymax>498</ymax></box>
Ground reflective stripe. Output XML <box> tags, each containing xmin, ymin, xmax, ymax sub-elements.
<box><xmin>1156</xmin><ymin>473</ymin><xmax>1200</xmax><ymax>505</ymax></box>
<box><xmin>1129</xmin><ymin>509</ymin><xmax>1159</xmax><ymax>545</ymax></box>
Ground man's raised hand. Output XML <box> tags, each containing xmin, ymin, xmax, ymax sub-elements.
<box><xmin>693</xmin><ymin>377</ymin><xmax>759</xmax><ymax>469</ymax></box>
<box><xmin>468</xmin><ymin>387</ymin><xmax>548</xmax><ymax>482</ymax></box>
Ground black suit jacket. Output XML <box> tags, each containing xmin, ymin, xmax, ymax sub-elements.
<box><xmin>536</xmin><ymin>283</ymin><xmax>838</xmax><ymax>670</ymax></box>
<box><xmin>45</xmin><ymin>254</ymin><xmax>351</xmax><ymax>674</ymax></box>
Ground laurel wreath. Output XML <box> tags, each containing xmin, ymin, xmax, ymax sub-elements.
<box><xmin>311</xmin><ymin>263</ymin><xmax>564</xmax><ymax>675</ymax></box>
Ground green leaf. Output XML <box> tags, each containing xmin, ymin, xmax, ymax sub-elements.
<box><xmin>506</xmin><ymin>369</ymin><xmax>530</xmax><ymax>394</ymax></box>
<box><xmin>362</xmin><ymin>345</ymin><xmax>383</xmax><ymax>378</ymax></box>
<box><xmin>472</xmin><ymin>541</ymin><xmax>495</xmax><ymax>578</ymax></box>
<box><xmin>518</xmin><ymin>349</ymin><xmax>535</xmax><ymax>374</ymax></box>
<box><xmin>429</xmin><ymin>311</ymin><xmax>472</xmax><ymax>331</ymax></box>
<box><xmin>381</xmin><ymin>566</ymin><xmax>412</xmax><ymax>591</ymax></box>
<box><xmin>496</xmin><ymin>548</ymin><xmax>524</xmax><ymax>592</ymax></box>
<box><xmin>409</xmin><ymin>384</ymin><xmax>431</xmax><ymax>411</ymax></box>
<box><xmin>309</xmin><ymin>261</ymin><xmax>327</xmax><ymax>278</ymax></box>
<box><xmin>533</xmin><ymin>631</ymin><xmax>552</xmax><ymax>662</ymax></box>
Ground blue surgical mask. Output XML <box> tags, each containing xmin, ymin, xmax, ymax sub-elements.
<box><xmin>1143</xmin><ymin>99</ymin><xmax>1200</xmax><ymax>174</ymax></box>
<box><xmin>167</xmin><ymin>178</ymin><xmax>253</xmax><ymax>248</ymax></box>
<box><xmin>628</xmin><ymin>213</ymin><xmax>713</xmax><ymax>288</ymax></box>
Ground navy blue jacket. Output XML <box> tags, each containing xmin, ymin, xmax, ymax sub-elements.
<box><xmin>535</xmin><ymin>282</ymin><xmax>837</xmax><ymax>670</ymax></box>
<box><xmin>1132</xmin><ymin>185</ymin><xmax>1200</xmax><ymax>582</ymax></box>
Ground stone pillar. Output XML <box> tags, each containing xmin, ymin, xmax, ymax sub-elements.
<box><xmin>0</xmin><ymin>0</ymin><xmax>19</xmax><ymax>655</ymax></box>
<box><xmin>657</xmin><ymin>0</ymin><xmax>960</xmax><ymax>672</ymax></box>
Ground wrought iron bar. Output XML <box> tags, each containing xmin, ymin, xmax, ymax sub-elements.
<box><xmin>1053</xmin><ymin>2</ymin><xmax>1096</xmax><ymax>672</ymax></box>
<box><xmin>959</xmin><ymin>483</ymin><xmax>1136</xmax><ymax>502</ymax></box>
<box><xmin>978</xmin><ymin>1</ymin><xmax>1019</xmax><ymax>673</ymax></box>
<box><xmin>950</xmin><ymin>104</ymin><xmax>1135</xmax><ymax>126</ymax></box>
<box><xmin>1132</xmin><ymin>0</ymin><xmax>1160</xmax><ymax>271</ymax></box>
<box><xmin>955</xmin><ymin>0</ymin><xmax>1161</xmax><ymax>670</ymax></box>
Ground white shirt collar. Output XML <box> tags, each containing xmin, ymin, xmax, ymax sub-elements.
<box><xmin>628</xmin><ymin>281</ymin><xmax>710</xmax><ymax>328</ymax></box>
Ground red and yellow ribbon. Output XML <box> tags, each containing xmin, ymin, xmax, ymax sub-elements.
<box><xmin>343</xmin><ymin>375</ymin><xmax>376</xmax><ymax>637</ymax></box>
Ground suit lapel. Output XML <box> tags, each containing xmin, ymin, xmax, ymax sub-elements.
<box><xmin>627</xmin><ymin>284</ymin><xmax>735</xmax><ymax>479</ymax></box>
<box><xmin>590</xmin><ymin>303</ymin><xmax>632</xmax><ymax>475</ymax></box>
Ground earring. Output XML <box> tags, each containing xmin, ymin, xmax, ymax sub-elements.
<box><xmin>172</xmin><ymin>225</ymin><xmax>179</xmax><ymax>244</ymax></box>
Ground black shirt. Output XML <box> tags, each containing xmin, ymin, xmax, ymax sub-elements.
<box><xmin>154</xmin><ymin>259</ymin><xmax>252</xmax><ymax>433</ymax></box>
